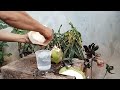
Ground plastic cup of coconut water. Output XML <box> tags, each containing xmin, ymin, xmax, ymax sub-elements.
<box><xmin>35</xmin><ymin>50</ymin><xmax>51</xmax><ymax>71</ymax></box>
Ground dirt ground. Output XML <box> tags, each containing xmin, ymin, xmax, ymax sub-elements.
<box><xmin>0</xmin><ymin>73</ymin><xmax>3</xmax><ymax>79</ymax></box>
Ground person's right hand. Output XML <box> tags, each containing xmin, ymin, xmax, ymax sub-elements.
<box><xmin>28</xmin><ymin>27</ymin><xmax>53</xmax><ymax>46</ymax></box>
<box><xmin>41</xmin><ymin>27</ymin><xmax>53</xmax><ymax>46</ymax></box>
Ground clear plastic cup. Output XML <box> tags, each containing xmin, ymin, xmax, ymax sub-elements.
<box><xmin>35</xmin><ymin>50</ymin><xmax>51</xmax><ymax>71</ymax></box>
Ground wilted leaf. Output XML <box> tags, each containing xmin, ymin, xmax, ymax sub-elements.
<box><xmin>83</xmin><ymin>45</ymin><xmax>89</xmax><ymax>52</ymax></box>
<box><xmin>106</xmin><ymin>64</ymin><xmax>114</xmax><ymax>74</ymax></box>
<box><xmin>86</xmin><ymin>53</ymin><xmax>92</xmax><ymax>59</ymax></box>
<box><xmin>7</xmin><ymin>53</ymin><xmax>12</xmax><ymax>57</ymax></box>
<box><xmin>94</xmin><ymin>45</ymin><xmax>99</xmax><ymax>51</ymax></box>
<box><xmin>89</xmin><ymin>45</ymin><xmax>91</xmax><ymax>49</ymax></box>
<box><xmin>4</xmin><ymin>53</ymin><xmax>12</xmax><ymax>57</ymax></box>
<box><xmin>92</xmin><ymin>50</ymin><xmax>95</xmax><ymax>56</ymax></box>
<box><xmin>84</xmin><ymin>61</ymin><xmax>91</xmax><ymax>68</ymax></box>
<box><xmin>85</xmin><ymin>59</ymin><xmax>89</xmax><ymax>62</ymax></box>
<box><xmin>91</xmin><ymin>43</ymin><xmax>95</xmax><ymax>50</ymax></box>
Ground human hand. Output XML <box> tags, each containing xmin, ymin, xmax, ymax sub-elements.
<box><xmin>26</xmin><ymin>28</ymin><xmax>53</xmax><ymax>46</ymax></box>
<box><xmin>41</xmin><ymin>28</ymin><xmax>53</xmax><ymax>46</ymax></box>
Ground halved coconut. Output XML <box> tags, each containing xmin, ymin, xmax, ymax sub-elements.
<box><xmin>28</xmin><ymin>31</ymin><xmax>46</xmax><ymax>45</ymax></box>
<box><xmin>59</xmin><ymin>66</ymin><xmax>86</xmax><ymax>79</ymax></box>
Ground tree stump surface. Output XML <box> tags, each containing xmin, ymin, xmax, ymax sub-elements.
<box><xmin>1</xmin><ymin>54</ymin><xmax>84</xmax><ymax>79</ymax></box>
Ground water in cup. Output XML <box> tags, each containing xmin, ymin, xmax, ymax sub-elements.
<box><xmin>35</xmin><ymin>50</ymin><xmax>51</xmax><ymax>71</ymax></box>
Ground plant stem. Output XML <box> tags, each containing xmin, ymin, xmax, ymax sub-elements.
<box><xmin>91</xmin><ymin>60</ymin><xmax>93</xmax><ymax>79</ymax></box>
<box><xmin>85</xmin><ymin>68</ymin><xmax>91</xmax><ymax>79</ymax></box>
<box><xmin>103</xmin><ymin>70</ymin><xmax>108</xmax><ymax>79</ymax></box>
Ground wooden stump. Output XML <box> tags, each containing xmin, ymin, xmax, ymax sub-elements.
<box><xmin>1</xmin><ymin>54</ymin><xmax>84</xmax><ymax>79</ymax></box>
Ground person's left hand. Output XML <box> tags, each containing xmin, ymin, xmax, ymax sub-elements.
<box><xmin>23</xmin><ymin>34</ymin><xmax>32</xmax><ymax>44</ymax></box>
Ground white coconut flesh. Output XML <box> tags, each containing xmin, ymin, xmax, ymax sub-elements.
<box><xmin>28</xmin><ymin>31</ymin><xmax>46</xmax><ymax>44</ymax></box>
<box><xmin>59</xmin><ymin>67</ymin><xmax>85</xmax><ymax>79</ymax></box>
<box><xmin>60</xmin><ymin>70</ymin><xmax>84</xmax><ymax>79</ymax></box>
<box><xmin>51</xmin><ymin>46</ymin><xmax>61</xmax><ymax>52</ymax></box>
<box><xmin>33</xmin><ymin>32</ymin><xmax>45</xmax><ymax>42</ymax></box>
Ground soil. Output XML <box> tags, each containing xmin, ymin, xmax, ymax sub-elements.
<box><xmin>0</xmin><ymin>73</ymin><xmax>3</xmax><ymax>79</ymax></box>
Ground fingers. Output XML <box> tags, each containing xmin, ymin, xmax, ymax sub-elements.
<box><xmin>27</xmin><ymin>29</ymin><xmax>53</xmax><ymax>46</ymax></box>
<box><xmin>44</xmin><ymin>28</ymin><xmax>53</xmax><ymax>41</ymax></box>
<box><xmin>24</xmin><ymin>34</ymin><xmax>32</xmax><ymax>44</ymax></box>
<box><xmin>43</xmin><ymin>39</ymin><xmax>50</xmax><ymax>46</ymax></box>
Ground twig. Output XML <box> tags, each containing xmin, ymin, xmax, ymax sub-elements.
<box><xmin>91</xmin><ymin>60</ymin><xmax>93</xmax><ymax>79</ymax></box>
<box><xmin>103</xmin><ymin>70</ymin><xmax>108</xmax><ymax>79</ymax></box>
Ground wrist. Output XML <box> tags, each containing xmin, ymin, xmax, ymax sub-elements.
<box><xmin>16</xmin><ymin>35</ymin><xmax>29</xmax><ymax>43</ymax></box>
<box><xmin>33</xmin><ymin>22</ymin><xmax>48</xmax><ymax>35</ymax></box>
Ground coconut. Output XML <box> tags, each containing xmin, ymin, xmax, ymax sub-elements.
<box><xmin>51</xmin><ymin>46</ymin><xmax>63</xmax><ymax>64</ymax></box>
<box><xmin>28</xmin><ymin>31</ymin><xmax>46</xmax><ymax>45</ymax></box>
<box><xmin>59</xmin><ymin>66</ymin><xmax>86</xmax><ymax>79</ymax></box>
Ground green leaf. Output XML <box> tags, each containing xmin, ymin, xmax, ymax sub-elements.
<box><xmin>68</xmin><ymin>45</ymin><xmax>75</xmax><ymax>59</ymax></box>
<box><xmin>11</xmin><ymin>28</ymin><xmax>18</xmax><ymax>33</ymax></box>
<box><xmin>3</xmin><ymin>43</ymin><xmax>9</xmax><ymax>47</ymax></box>
<box><xmin>69</xmin><ymin>22</ymin><xmax>74</xmax><ymax>29</ymax></box>
<box><xmin>0</xmin><ymin>20</ymin><xmax>9</xmax><ymax>29</ymax></box>
<box><xmin>11</xmin><ymin>28</ymin><xmax>27</xmax><ymax>35</ymax></box>
<box><xmin>3</xmin><ymin>25</ymin><xmax>8</xmax><ymax>28</ymax></box>
<box><xmin>74</xmin><ymin>43</ymin><xmax>84</xmax><ymax>60</ymax></box>
<box><xmin>0</xmin><ymin>42</ymin><xmax>8</xmax><ymax>48</ymax></box>
<box><xmin>0</xmin><ymin>51</ymin><xmax>3</xmax><ymax>60</ymax></box>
